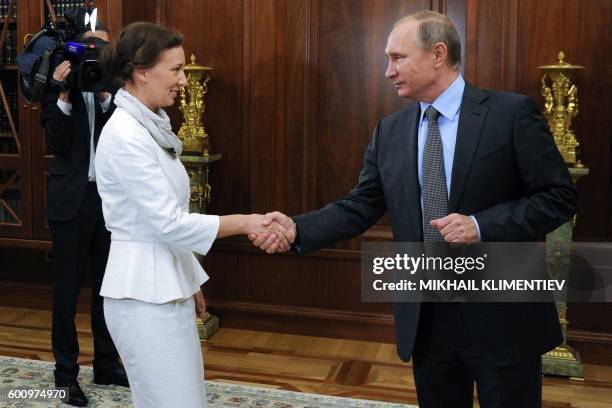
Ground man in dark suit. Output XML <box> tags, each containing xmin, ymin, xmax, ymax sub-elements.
<box><xmin>42</xmin><ymin>23</ymin><xmax>127</xmax><ymax>407</ymax></box>
<box><xmin>251</xmin><ymin>10</ymin><xmax>578</xmax><ymax>408</ymax></box>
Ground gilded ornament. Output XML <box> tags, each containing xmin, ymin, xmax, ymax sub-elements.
<box><xmin>178</xmin><ymin>54</ymin><xmax>213</xmax><ymax>156</ymax></box>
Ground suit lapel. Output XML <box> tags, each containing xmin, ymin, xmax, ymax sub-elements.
<box><xmin>448</xmin><ymin>83</ymin><xmax>488</xmax><ymax>212</ymax></box>
<box><xmin>398</xmin><ymin>103</ymin><xmax>423</xmax><ymax>240</ymax></box>
<box><xmin>94</xmin><ymin>99</ymin><xmax>103</xmax><ymax>149</ymax></box>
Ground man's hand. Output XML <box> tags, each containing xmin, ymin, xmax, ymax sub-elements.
<box><xmin>52</xmin><ymin>61</ymin><xmax>71</xmax><ymax>102</ymax></box>
<box><xmin>248</xmin><ymin>211</ymin><xmax>296</xmax><ymax>254</ymax></box>
<box><xmin>430</xmin><ymin>213</ymin><xmax>479</xmax><ymax>243</ymax></box>
<box><xmin>194</xmin><ymin>290</ymin><xmax>206</xmax><ymax>320</ymax></box>
<box><xmin>243</xmin><ymin>213</ymin><xmax>293</xmax><ymax>253</ymax></box>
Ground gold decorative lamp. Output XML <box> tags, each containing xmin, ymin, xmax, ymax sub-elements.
<box><xmin>177</xmin><ymin>53</ymin><xmax>222</xmax><ymax>215</ymax></box>
<box><xmin>538</xmin><ymin>52</ymin><xmax>584</xmax><ymax>166</ymax></box>
<box><xmin>178</xmin><ymin>54</ymin><xmax>214</xmax><ymax>157</ymax></box>
<box><xmin>539</xmin><ymin>52</ymin><xmax>589</xmax><ymax>379</ymax></box>
<box><xmin>176</xmin><ymin>54</ymin><xmax>221</xmax><ymax>340</ymax></box>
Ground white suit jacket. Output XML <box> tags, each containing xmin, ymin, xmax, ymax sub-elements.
<box><xmin>95</xmin><ymin>108</ymin><xmax>219</xmax><ymax>303</ymax></box>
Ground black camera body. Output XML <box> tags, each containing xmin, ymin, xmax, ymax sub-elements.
<box><xmin>16</xmin><ymin>7</ymin><xmax>112</xmax><ymax>102</ymax></box>
<box><xmin>50</xmin><ymin>35</ymin><xmax>110</xmax><ymax>93</ymax></box>
<box><xmin>50</xmin><ymin>7</ymin><xmax>112</xmax><ymax>93</ymax></box>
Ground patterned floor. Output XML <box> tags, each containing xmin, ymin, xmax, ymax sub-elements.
<box><xmin>0</xmin><ymin>356</ymin><xmax>417</xmax><ymax>407</ymax></box>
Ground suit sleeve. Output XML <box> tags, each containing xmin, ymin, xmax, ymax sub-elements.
<box><xmin>473</xmin><ymin>97</ymin><xmax>579</xmax><ymax>241</ymax></box>
<box><xmin>41</xmin><ymin>91</ymin><xmax>74</xmax><ymax>154</ymax></box>
<box><xmin>293</xmin><ymin>121</ymin><xmax>388</xmax><ymax>254</ymax></box>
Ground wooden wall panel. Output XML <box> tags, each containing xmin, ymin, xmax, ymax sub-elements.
<box><xmin>467</xmin><ymin>0</ymin><xmax>612</xmax><ymax>242</ymax></box>
<box><xmin>120</xmin><ymin>0</ymin><xmax>158</xmax><ymax>29</ymax></box>
<box><xmin>129</xmin><ymin>0</ymin><xmax>612</xmax><ymax>340</ymax></box>
<box><xmin>308</xmin><ymin>0</ymin><xmax>426</xmax><ymax>223</ymax></box>
<box><xmin>3</xmin><ymin>0</ymin><xmax>610</xmax><ymax>348</ymax></box>
<box><xmin>153</xmin><ymin>0</ymin><xmax>431</xmax><ymax>336</ymax></box>
<box><xmin>164</xmin><ymin>0</ymin><xmax>249</xmax><ymax>215</ymax></box>
<box><xmin>514</xmin><ymin>0</ymin><xmax>612</xmax><ymax>241</ymax></box>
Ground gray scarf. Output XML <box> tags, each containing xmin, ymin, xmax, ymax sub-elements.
<box><xmin>114</xmin><ymin>88</ymin><xmax>183</xmax><ymax>156</ymax></box>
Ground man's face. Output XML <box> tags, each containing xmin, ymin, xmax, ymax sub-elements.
<box><xmin>384</xmin><ymin>21</ymin><xmax>437</xmax><ymax>101</ymax></box>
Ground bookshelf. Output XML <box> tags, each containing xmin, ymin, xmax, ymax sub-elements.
<box><xmin>0</xmin><ymin>0</ymin><xmax>27</xmax><ymax>236</ymax></box>
<box><xmin>0</xmin><ymin>0</ymin><xmax>121</xmax><ymax>243</ymax></box>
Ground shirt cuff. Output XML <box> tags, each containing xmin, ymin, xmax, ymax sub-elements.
<box><xmin>56</xmin><ymin>98</ymin><xmax>72</xmax><ymax>116</ymax></box>
<box><xmin>470</xmin><ymin>215</ymin><xmax>482</xmax><ymax>241</ymax></box>
<box><xmin>100</xmin><ymin>94</ymin><xmax>112</xmax><ymax>113</ymax></box>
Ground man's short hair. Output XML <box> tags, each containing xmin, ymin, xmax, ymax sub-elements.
<box><xmin>76</xmin><ymin>21</ymin><xmax>109</xmax><ymax>41</ymax></box>
<box><xmin>395</xmin><ymin>11</ymin><xmax>461</xmax><ymax>68</ymax></box>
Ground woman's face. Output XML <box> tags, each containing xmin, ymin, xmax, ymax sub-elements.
<box><xmin>141</xmin><ymin>46</ymin><xmax>188</xmax><ymax>110</ymax></box>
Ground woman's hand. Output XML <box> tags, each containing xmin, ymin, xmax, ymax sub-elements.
<box><xmin>244</xmin><ymin>214</ymin><xmax>293</xmax><ymax>252</ymax></box>
<box><xmin>194</xmin><ymin>290</ymin><xmax>206</xmax><ymax>320</ymax></box>
<box><xmin>248</xmin><ymin>211</ymin><xmax>296</xmax><ymax>254</ymax></box>
<box><xmin>217</xmin><ymin>214</ymin><xmax>295</xmax><ymax>252</ymax></box>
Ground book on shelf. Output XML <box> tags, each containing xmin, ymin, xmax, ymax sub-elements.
<box><xmin>0</xmin><ymin>88</ymin><xmax>18</xmax><ymax>135</ymax></box>
<box><xmin>46</xmin><ymin>1</ymin><xmax>86</xmax><ymax>19</ymax></box>
<box><xmin>0</xmin><ymin>169</ymin><xmax>21</xmax><ymax>223</ymax></box>
<box><xmin>2</xmin><ymin>28</ymin><xmax>17</xmax><ymax>64</ymax></box>
<box><xmin>1</xmin><ymin>0</ymin><xmax>18</xmax><ymax>19</ymax></box>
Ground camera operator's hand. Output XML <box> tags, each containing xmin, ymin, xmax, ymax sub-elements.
<box><xmin>52</xmin><ymin>61</ymin><xmax>71</xmax><ymax>102</ymax></box>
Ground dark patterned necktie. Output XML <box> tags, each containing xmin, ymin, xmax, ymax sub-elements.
<box><xmin>422</xmin><ymin>106</ymin><xmax>448</xmax><ymax>242</ymax></box>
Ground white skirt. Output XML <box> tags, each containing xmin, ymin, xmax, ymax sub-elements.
<box><xmin>104</xmin><ymin>296</ymin><xmax>207</xmax><ymax>408</ymax></box>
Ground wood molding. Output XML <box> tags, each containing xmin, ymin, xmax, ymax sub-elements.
<box><xmin>207</xmin><ymin>298</ymin><xmax>395</xmax><ymax>342</ymax></box>
<box><xmin>567</xmin><ymin>330</ymin><xmax>612</xmax><ymax>365</ymax></box>
<box><xmin>500</xmin><ymin>0</ymin><xmax>518</xmax><ymax>90</ymax></box>
<box><xmin>568</xmin><ymin>329</ymin><xmax>612</xmax><ymax>345</ymax></box>
<box><xmin>464</xmin><ymin>0</ymin><xmax>478</xmax><ymax>84</ymax></box>
<box><xmin>0</xmin><ymin>237</ymin><xmax>51</xmax><ymax>250</ymax></box>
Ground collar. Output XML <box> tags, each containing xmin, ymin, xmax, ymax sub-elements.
<box><xmin>419</xmin><ymin>74</ymin><xmax>465</xmax><ymax>123</ymax></box>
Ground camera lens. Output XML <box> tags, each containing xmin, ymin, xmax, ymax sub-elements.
<box><xmin>79</xmin><ymin>61</ymin><xmax>103</xmax><ymax>91</ymax></box>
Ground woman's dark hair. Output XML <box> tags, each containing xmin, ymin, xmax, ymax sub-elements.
<box><xmin>101</xmin><ymin>22</ymin><xmax>183</xmax><ymax>84</ymax></box>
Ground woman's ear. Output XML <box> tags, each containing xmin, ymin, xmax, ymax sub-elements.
<box><xmin>134</xmin><ymin>67</ymin><xmax>148</xmax><ymax>82</ymax></box>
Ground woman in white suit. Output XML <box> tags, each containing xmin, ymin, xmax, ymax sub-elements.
<box><xmin>95</xmin><ymin>22</ymin><xmax>291</xmax><ymax>408</ymax></box>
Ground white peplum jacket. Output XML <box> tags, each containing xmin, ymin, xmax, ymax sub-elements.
<box><xmin>94</xmin><ymin>108</ymin><xmax>219</xmax><ymax>304</ymax></box>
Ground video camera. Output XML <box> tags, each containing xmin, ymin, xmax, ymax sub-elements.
<box><xmin>16</xmin><ymin>7</ymin><xmax>112</xmax><ymax>102</ymax></box>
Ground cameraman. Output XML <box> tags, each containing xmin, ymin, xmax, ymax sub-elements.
<box><xmin>42</xmin><ymin>21</ymin><xmax>127</xmax><ymax>407</ymax></box>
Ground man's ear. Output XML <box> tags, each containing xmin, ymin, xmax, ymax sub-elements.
<box><xmin>432</xmin><ymin>42</ymin><xmax>448</xmax><ymax>67</ymax></box>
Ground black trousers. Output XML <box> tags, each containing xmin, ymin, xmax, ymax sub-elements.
<box><xmin>49</xmin><ymin>182</ymin><xmax>119</xmax><ymax>385</ymax></box>
<box><xmin>412</xmin><ymin>303</ymin><xmax>542</xmax><ymax>408</ymax></box>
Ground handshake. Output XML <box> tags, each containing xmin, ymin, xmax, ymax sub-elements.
<box><xmin>246</xmin><ymin>211</ymin><xmax>296</xmax><ymax>254</ymax></box>
<box><xmin>240</xmin><ymin>211</ymin><xmax>479</xmax><ymax>253</ymax></box>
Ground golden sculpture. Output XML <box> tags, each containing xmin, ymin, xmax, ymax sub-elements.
<box><xmin>178</xmin><ymin>54</ymin><xmax>213</xmax><ymax>156</ymax></box>
<box><xmin>540</xmin><ymin>52</ymin><xmax>589</xmax><ymax>379</ymax></box>
<box><xmin>538</xmin><ymin>52</ymin><xmax>585</xmax><ymax>165</ymax></box>
<box><xmin>175</xmin><ymin>54</ymin><xmax>222</xmax><ymax>340</ymax></box>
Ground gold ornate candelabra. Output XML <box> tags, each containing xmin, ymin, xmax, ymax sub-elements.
<box><xmin>176</xmin><ymin>54</ymin><xmax>221</xmax><ymax>340</ymax></box>
<box><xmin>539</xmin><ymin>52</ymin><xmax>589</xmax><ymax>379</ymax></box>
<box><xmin>176</xmin><ymin>54</ymin><xmax>221</xmax><ymax>215</ymax></box>
<box><xmin>178</xmin><ymin>54</ymin><xmax>213</xmax><ymax>156</ymax></box>
<box><xmin>538</xmin><ymin>52</ymin><xmax>584</xmax><ymax>166</ymax></box>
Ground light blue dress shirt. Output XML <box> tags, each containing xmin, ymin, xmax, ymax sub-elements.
<box><xmin>417</xmin><ymin>74</ymin><xmax>481</xmax><ymax>239</ymax></box>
